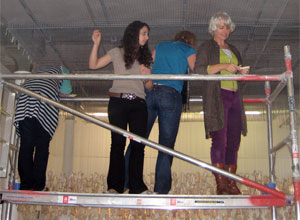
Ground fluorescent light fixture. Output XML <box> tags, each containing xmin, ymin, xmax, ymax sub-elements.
<box><xmin>245</xmin><ymin>111</ymin><xmax>261</xmax><ymax>115</ymax></box>
<box><xmin>89</xmin><ymin>112</ymin><xmax>108</xmax><ymax>117</ymax></box>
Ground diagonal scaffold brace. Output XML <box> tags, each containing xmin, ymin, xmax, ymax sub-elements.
<box><xmin>1</xmin><ymin>80</ymin><xmax>292</xmax><ymax>204</ymax></box>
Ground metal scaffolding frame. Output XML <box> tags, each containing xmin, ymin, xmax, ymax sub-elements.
<box><xmin>0</xmin><ymin>46</ymin><xmax>298</xmax><ymax>220</ymax></box>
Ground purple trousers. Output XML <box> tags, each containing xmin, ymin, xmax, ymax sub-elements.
<box><xmin>210</xmin><ymin>89</ymin><xmax>242</xmax><ymax>165</ymax></box>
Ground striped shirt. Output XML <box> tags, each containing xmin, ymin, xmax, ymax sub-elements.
<box><xmin>14</xmin><ymin>66</ymin><xmax>64</xmax><ymax>138</ymax></box>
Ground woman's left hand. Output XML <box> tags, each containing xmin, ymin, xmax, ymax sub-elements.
<box><xmin>140</xmin><ymin>64</ymin><xmax>151</xmax><ymax>75</ymax></box>
<box><xmin>140</xmin><ymin>64</ymin><xmax>153</xmax><ymax>91</ymax></box>
<box><xmin>238</xmin><ymin>66</ymin><xmax>250</xmax><ymax>75</ymax></box>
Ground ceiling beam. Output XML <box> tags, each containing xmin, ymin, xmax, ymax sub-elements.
<box><xmin>98</xmin><ymin>0</ymin><xmax>110</xmax><ymax>24</ymax></box>
<box><xmin>182</xmin><ymin>0</ymin><xmax>188</xmax><ymax>30</ymax></box>
<box><xmin>252</xmin><ymin>0</ymin><xmax>290</xmax><ymax>70</ymax></box>
<box><xmin>84</xmin><ymin>0</ymin><xmax>97</xmax><ymax>27</ymax></box>
<box><xmin>17</xmin><ymin>0</ymin><xmax>66</xmax><ymax>67</ymax></box>
<box><xmin>241</xmin><ymin>0</ymin><xmax>268</xmax><ymax>59</ymax></box>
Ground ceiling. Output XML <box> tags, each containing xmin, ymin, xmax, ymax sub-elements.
<box><xmin>0</xmin><ymin>0</ymin><xmax>299</xmax><ymax>113</ymax></box>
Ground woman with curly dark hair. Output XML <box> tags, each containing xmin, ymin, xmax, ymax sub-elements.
<box><xmin>89</xmin><ymin>21</ymin><xmax>153</xmax><ymax>194</ymax></box>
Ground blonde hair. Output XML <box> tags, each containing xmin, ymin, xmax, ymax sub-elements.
<box><xmin>208</xmin><ymin>12</ymin><xmax>236</xmax><ymax>36</ymax></box>
<box><xmin>173</xmin><ymin>31</ymin><xmax>196</xmax><ymax>47</ymax></box>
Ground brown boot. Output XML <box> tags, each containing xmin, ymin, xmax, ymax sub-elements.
<box><xmin>212</xmin><ymin>163</ymin><xmax>228</xmax><ymax>195</ymax></box>
<box><xmin>226</xmin><ymin>165</ymin><xmax>241</xmax><ymax>195</ymax></box>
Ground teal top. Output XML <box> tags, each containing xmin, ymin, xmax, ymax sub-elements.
<box><xmin>152</xmin><ymin>41</ymin><xmax>196</xmax><ymax>92</ymax></box>
<box><xmin>59</xmin><ymin>66</ymin><xmax>72</xmax><ymax>94</ymax></box>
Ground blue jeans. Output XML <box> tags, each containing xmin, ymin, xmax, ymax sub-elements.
<box><xmin>125</xmin><ymin>85</ymin><xmax>182</xmax><ymax>194</ymax></box>
<box><xmin>148</xmin><ymin>85</ymin><xmax>182</xmax><ymax>194</ymax></box>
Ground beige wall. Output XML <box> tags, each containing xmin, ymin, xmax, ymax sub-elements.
<box><xmin>47</xmin><ymin>113</ymin><xmax>295</xmax><ymax>183</ymax></box>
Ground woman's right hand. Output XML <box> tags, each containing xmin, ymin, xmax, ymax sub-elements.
<box><xmin>92</xmin><ymin>30</ymin><xmax>101</xmax><ymax>45</ymax></box>
<box><xmin>208</xmin><ymin>63</ymin><xmax>239</xmax><ymax>74</ymax></box>
<box><xmin>224</xmin><ymin>63</ymin><xmax>239</xmax><ymax>74</ymax></box>
<box><xmin>89</xmin><ymin>29</ymin><xmax>111</xmax><ymax>70</ymax></box>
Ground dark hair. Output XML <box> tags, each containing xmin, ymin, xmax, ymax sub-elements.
<box><xmin>120</xmin><ymin>21</ymin><xmax>153</xmax><ymax>69</ymax></box>
<box><xmin>174</xmin><ymin>31</ymin><xmax>196</xmax><ymax>47</ymax></box>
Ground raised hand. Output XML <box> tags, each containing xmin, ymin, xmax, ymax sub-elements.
<box><xmin>92</xmin><ymin>30</ymin><xmax>102</xmax><ymax>45</ymax></box>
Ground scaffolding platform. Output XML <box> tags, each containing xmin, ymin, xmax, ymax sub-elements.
<box><xmin>0</xmin><ymin>190</ymin><xmax>292</xmax><ymax>210</ymax></box>
<box><xmin>0</xmin><ymin>46</ymin><xmax>298</xmax><ymax>219</ymax></box>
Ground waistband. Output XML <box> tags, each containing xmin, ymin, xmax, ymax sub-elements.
<box><xmin>109</xmin><ymin>92</ymin><xmax>144</xmax><ymax>101</ymax></box>
<box><xmin>152</xmin><ymin>84</ymin><xmax>180</xmax><ymax>93</ymax></box>
<box><xmin>221</xmin><ymin>88</ymin><xmax>238</xmax><ymax>94</ymax></box>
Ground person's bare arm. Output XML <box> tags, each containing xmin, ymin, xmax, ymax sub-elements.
<box><xmin>152</xmin><ymin>49</ymin><xmax>156</xmax><ymax>62</ymax></box>
<box><xmin>140</xmin><ymin>64</ymin><xmax>153</xmax><ymax>91</ymax></box>
<box><xmin>187</xmin><ymin>54</ymin><xmax>196</xmax><ymax>71</ymax></box>
<box><xmin>208</xmin><ymin>63</ymin><xmax>239</xmax><ymax>74</ymax></box>
<box><xmin>89</xmin><ymin>30</ymin><xmax>112</xmax><ymax>69</ymax></box>
<box><xmin>144</xmin><ymin>79</ymin><xmax>153</xmax><ymax>91</ymax></box>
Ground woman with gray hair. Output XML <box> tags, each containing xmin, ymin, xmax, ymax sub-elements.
<box><xmin>195</xmin><ymin>12</ymin><xmax>249</xmax><ymax>195</ymax></box>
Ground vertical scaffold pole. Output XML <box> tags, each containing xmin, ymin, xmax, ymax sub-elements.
<box><xmin>265</xmin><ymin>81</ymin><xmax>277</xmax><ymax>220</ymax></box>
<box><xmin>284</xmin><ymin>45</ymin><xmax>300</xmax><ymax>219</ymax></box>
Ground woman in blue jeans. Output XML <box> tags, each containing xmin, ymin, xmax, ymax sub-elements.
<box><xmin>125</xmin><ymin>31</ymin><xmax>196</xmax><ymax>194</ymax></box>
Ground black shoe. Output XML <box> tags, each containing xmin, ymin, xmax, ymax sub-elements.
<box><xmin>20</xmin><ymin>186</ymin><xmax>33</xmax><ymax>191</ymax></box>
<box><xmin>33</xmin><ymin>186</ymin><xmax>48</xmax><ymax>191</ymax></box>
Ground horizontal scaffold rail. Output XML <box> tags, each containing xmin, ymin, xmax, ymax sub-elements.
<box><xmin>0</xmin><ymin>190</ymin><xmax>292</xmax><ymax>210</ymax></box>
<box><xmin>59</xmin><ymin>97</ymin><xmax>266</xmax><ymax>104</ymax></box>
<box><xmin>1</xmin><ymin>72</ymin><xmax>288</xmax><ymax>81</ymax></box>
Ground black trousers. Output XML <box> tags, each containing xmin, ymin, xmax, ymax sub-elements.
<box><xmin>18</xmin><ymin>117</ymin><xmax>51</xmax><ymax>190</ymax></box>
<box><xmin>107</xmin><ymin>97</ymin><xmax>148</xmax><ymax>193</ymax></box>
